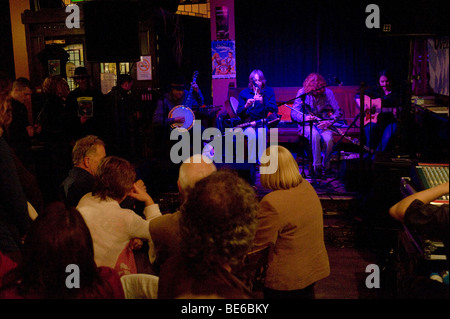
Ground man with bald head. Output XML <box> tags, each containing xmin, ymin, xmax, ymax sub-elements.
<box><xmin>148</xmin><ymin>154</ymin><xmax>216</xmax><ymax>273</ymax></box>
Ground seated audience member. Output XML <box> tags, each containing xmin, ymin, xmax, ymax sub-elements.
<box><xmin>60</xmin><ymin>135</ymin><xmax>106</xmax><ymax>207</ymax></box>
<box><xmin>389</xmin><ymin>182</ymin><xmax>449</xmax><ymax>298</ymax></box>
<box><xmin>0</xmin><ymin>202</ymin><xmax>124</xmax><ymax>299</ymax></box>
<box><xmin>0</xmin><ymin>81</ymin><xmax>31</xmax><ymax>257</ymax></box>
<box><xmin>389</xmin><ymin>182</ymin><xmax>449</xmax><ymax>246</ymax></box>
<box><xmin>253</xmin><ymin>145</ymin><xmax>330</xmax><ymax>299</ymax></box>
<box><xmin>76</xmin><ymin>156</ymin><xmax>161</xmax><ymax>277</ymax></box>
<box><xmin>157</xmin><ymin>170</ymin><xmax>259</xmax><ymax>299</ymax></box>
<box><xmin>148</xmin><ymin>154</ymin><xmax>216</xmax><ymax>272</ymax></box>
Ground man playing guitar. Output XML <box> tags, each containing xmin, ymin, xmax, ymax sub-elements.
<box><xmin>355</xmin><ymin>70</ymin><xmax>400</xmax><ymax>154</ymax></box>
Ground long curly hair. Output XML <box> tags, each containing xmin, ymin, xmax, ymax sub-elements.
<box><xmin>0</xmin><ymin>72</ymin><xmax>12</xmax><ymax>135</ymax></box>
<box><xmin>303</xmin><ymin>73</ymin><xmax>327</xmax><ymax>94</ymax></box>
<box><xmin>179</xmin><ymin>170</ymin><xmax>258</xmax><ymax>275</ymax></box>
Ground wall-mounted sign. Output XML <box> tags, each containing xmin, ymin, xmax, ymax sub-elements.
<box><xmin>137</xmin><ymin>56</ymin><xmax>152</xmax><ymax>81</ymax></box>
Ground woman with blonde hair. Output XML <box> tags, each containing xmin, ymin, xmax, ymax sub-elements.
<box><xmin>253</xmin><ymin>145</ymin><xmax>330</xmax><ymax>299</ymax></box>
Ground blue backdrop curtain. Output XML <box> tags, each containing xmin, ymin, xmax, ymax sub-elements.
<box><xmin>234</xmin><ymin>0</ymin><xmax>412</xmax><ymax>90</ymax></box>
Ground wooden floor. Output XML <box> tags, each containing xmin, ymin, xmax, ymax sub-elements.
<box><xmin>254</xmin><ymin>155</ymin><xmax>399</xmax><ymax>299</ymax></box>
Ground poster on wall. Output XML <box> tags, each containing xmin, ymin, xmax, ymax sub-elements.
<box><xmin>427</xmin><ymin>37</ymin><xmax>449</xmax><ymax>96</ymax></box>
<box><xmin>215</xmin><ymin>6</ymin><xmax>230</xmax><ymax>40</ymax></box>
<box><xmin>48</xmin><ymin>60</ymin><xmax>61</xmax><ymax>76</ymax></box>
<box><xmin>211</xmin><ymin>40</ymin><xmax>236</xmax><ymax>79</ymax></box>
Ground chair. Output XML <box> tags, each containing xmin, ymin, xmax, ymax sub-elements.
<box><xmin>120</xmin><ymin>274</ymin><xmax>159</xmax><ymax>299</ymax></box>
<box><xmin>234</xmin><ymin>245</ymin><xmax>271</xmax><ymax>293</ymax></box>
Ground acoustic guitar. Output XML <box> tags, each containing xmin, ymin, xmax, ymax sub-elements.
<box><xmin>355</xmin><ymin>95</ymin><xmax>382</xmax><ymax>126</ymax></box>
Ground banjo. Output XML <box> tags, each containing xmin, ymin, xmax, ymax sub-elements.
<box><xmin>168</xmin><ymin>71</ymin><xmax>198</xmax><ymax>131</ymax></box>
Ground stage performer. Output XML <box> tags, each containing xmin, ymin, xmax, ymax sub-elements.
<box><xmin>236</xmin><ymin>69</ymin><xmax>278</xmax><ymax>163</ymax></box>
<box><xmin>356</xmin><ymin>70</ymin><xmax>401</xmax><ymax>154</ymax></box>
<box><xmin>151</xmin><ymin>75</ymin><xmax>204</xmax><ymax>158</ymax></box>
<box><xmin>291</xmin><ymin>73</ymin><xmax>342</xmax><ymax>177</ymax></box>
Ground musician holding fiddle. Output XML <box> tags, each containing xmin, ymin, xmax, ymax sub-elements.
<box><xmin>236</xmin><ymin>69</ymin><xmax>277</xmax><ymax>163</ymax></box>
<box><xmin>291</xmin><ymin>73</ymin><xmax>342</xmax><ymax>178</ymax></box>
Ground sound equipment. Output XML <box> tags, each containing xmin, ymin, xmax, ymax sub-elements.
<box><xmin>84</xmin><ymin>2</ymin><xmax>140</xmax><ymax>62</ymax></box>
<box><xmin>410</xmin><ymin>163</ymin><xmax>449</xmax><ymax>204</ymax></box>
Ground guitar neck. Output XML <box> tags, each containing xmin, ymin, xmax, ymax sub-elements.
<box><xmin>185</xmin><ymin>71</ymin><xmax>199</xmax><ymax>108</ymax></box>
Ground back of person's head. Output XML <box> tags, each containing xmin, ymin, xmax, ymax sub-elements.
<box><xmin>179</xmin><ymin>170</ymin><xmax>258</xmax><ymax>274</ymax></box>
<box><xmin>72</xmin><ymin>135</ymin><xmax>105</xmax><ymax>166</ymax></box>
<box><xmin>117</xmin><ymin>74</ymin><xmax>133</xmax><ymax>86</ymax></box>
<box><xmin>42</xmin><ymin>76</ymin><xmax>69</xmax><ymax>99</ymax></box>
<box><xmin>178</xmin><ymin>154</ymin><xmax>217</xmax><ymax>195</ymax></box>
<box><xmin>0</xmin><ymin>71</ymin><xmax>12</xmax><ymax>97</ymax></box>
<box><xmin>16</xmin><ymin>202</ymin><xmax>101</xmax><ymax>298</ymax></box>
<box><xmin>12</xmin><ymin>77</ymin><xmax>32</xmax><ymax>92</ymax></box>
<box><xmin>260</xmin><ymin>145</ymin><xmax>303</xmax><ymax>190</ymax></box>
<box><xmin>0</xmin><ymin>82</ymin><xmax>12</xmax><ymax>134</ymax></box>
<box><xmin>93</xmin><ymin>156</ymin><xmax>136</xmax><ymax>201</ymax></box>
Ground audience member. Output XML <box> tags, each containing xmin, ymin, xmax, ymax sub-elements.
<box><xmin>66</xmin><ymin>67</ymin><xmax>108</xmax><ymax>142</ymax></box>
<box><xmin>0</xmin><ymin>81</ymin><xmax>32</xmax><ymax>257</ymax></box>
<box><xmin>76</xmin><ymin>156</ymin><xmax>161</xmax><ymax>277</ymax></box>
<box><xmin>157</xmin><ymin>170</ymin><xmax>258</xmax><ymax>299</ymax></box>
<box><xmin>106</xmin><ymin>74</ymin><xmax>142</xmax><ymax>161</ymax></box>
<box><xmin>389</xmin><ymin>182</ymin><xmax>449</xmax><ymax>299</ymax></box>
<box><xmin>59</xmin><ymin>135</ymin><xmax>106</xmax><ymax>207</ymax></box>
<box><xmin>38</xmin><ymin>76</ymin><xmax>72</xmax><ymax>202</ymax></box>
<box><xmin>252</xmin><ymin>145</ymin><xmax>330</xmax><ymax>299</ymax></box>
<box><xmin>7</xmin><ymin>78</ymin><xmax>36</xmax><ymax>174</ymax></box>
<box><xmin>1</xmin><ymin>76</ymin><xmax>44</xmax><ymax>216</ymax></box>
<box><xmin>148</xmin><ymin>154</ymin><xmax>216</xmax><ymax>272</ymax></box>
<box><xmin>0</xmin><ymin>202</ymin><xmax>124</xmax><ymax>299</ymax></box>
<box><xmin>389</xmin><ymin>181</ymin><xmax>449</xmax><ymax>257</ymax></box>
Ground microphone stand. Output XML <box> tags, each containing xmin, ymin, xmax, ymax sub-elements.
<box><xmin>359</xmin><ymin>82</ymin><xmax>366</xmax><ymax>188</ymax></box>
<box><xmin>251</xmin><ymin>80</ymin><xmax>266</xmax><ymax>164</ymax></box>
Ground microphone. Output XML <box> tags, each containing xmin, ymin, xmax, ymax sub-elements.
<box><xmin>252</xmin><ymin>78</ymin><xmax>260</xmax><ymax>90</ymax></box>
<box><xmin>334</xmin><ymin>76</ymin><xmax>342</xmax><ymax>85</ymax></box>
